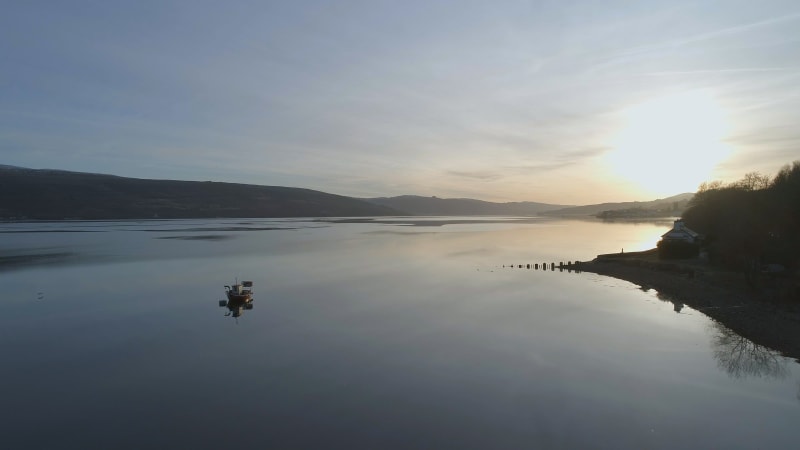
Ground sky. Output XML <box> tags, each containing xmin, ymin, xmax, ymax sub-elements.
<box><xmin>2</xmin><ymin>0</ymin><xmax>799</xmax><ymax>204</ymax></box>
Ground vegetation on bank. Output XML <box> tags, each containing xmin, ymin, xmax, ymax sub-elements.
<box><xmin>596</xmin><ymin>200</ymin><xmax>689</xmax><ymax>220</ymax></box>
<box><xmin>682</xmin><ymin>161</ymin><xmax>800</xmax><ymax>276</ymax></box>
<box><xmin>546</xmin><ymin>193</ymin><xmax>693</xmax><ymax>218</ymax></box>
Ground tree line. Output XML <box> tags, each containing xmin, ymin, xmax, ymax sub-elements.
<box><xmin>682</xmin><ymin>161</ymin><xmax>800</xmax><ymax>273</ymax></box>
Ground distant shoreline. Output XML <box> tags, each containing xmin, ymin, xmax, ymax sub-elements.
<box><xmin>578</xmin><ymin>252</ymin><xmax>800</xmax><ymax>360</ymax></box>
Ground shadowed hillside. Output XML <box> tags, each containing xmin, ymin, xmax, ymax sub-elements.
<box><xmin>0</xmin><ymin>167</ymin><xmax>403</xmax><ymax>220</ymax></box>
<box><xmin>542</xmin><ymin>193</ymin><xmax>694</xmax><ymax>217</ymax></box>
<box><xmin>364</xmin><ymin>195</ymin><xmax>570</xmax><ymax>216</ymax></box>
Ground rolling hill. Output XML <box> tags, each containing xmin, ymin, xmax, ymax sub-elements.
<box><xmin>0</xmin><ymin>167</ymin><xmax>402</xmax><ymax>220</ymax></box>
<box><xmin>541</xmin><ymin>193</ymin><xmax>694</xmax><ymax>217</ymax></box>
<box><xmin>364</xmin><ymin>195</ymin><xmax>571</xmax><ymax>216</ymax></box>
<box><xmin>1</xmin><ymin>165</ymin><xmax>694</xmax><ymax>220</ymax></box>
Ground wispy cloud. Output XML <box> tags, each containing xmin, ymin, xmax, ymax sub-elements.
<box><xmin>639</xmin><ymin>68</ymin><xmax>800</xmax><ymax>76</ymax></box>
<box><xmin>725</xmin><ymin>127</ymin><xmax>800</xmax><ymax>147</ymax></box>
<box><xmin>591</xmin><ymin>11</ymin><xmax>800</xmax><ymax>72</ymax></box>
<box><xmin>616</xmin><ymin>11</ymin><xmax>800</xmax><ymax>58</ymax></box>
<box><xmin>506</xmin><ymin>147</ymin><xmax>609</xmax><ymax>172</ymax></box>
<box><xmin>504</xmin><ymin>162</ymin><xmax>573</xmax><ymax>174</ymax></box>
<box><xmin>446</xmin><ymin>170</ymin><xmax>504</xmax><ymax>182</ymax></box>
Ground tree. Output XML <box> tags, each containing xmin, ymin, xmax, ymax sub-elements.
<box><xmin>697</xmin><ymin>180</ymin><xmax>724</xmax><ymax>192</ymax></box>
<box><xmin>733</xmin><ymin>172</ymin><xmax>770</xmax><ymax>191</ymax></box>
<box><xmin>683</xmin><ymin>161</ymin><xmax>800</xmax><ymax>272</ymax></box>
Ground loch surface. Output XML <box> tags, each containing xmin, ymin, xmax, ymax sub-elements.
<box><xmin>1</xmin><ymin>217</ymin><xmax>798</xmax><ymax>449</ymax></box>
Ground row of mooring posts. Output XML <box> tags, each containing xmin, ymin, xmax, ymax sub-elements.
<box><xmin>503</xmin><ymin>261</ymin><xmax>583</xmax><ymax>273</ymax></box>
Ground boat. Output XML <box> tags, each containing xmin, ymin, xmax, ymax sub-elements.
<box><xmin>224</xmin><ymin>280</ymin><xmax>253</xmax><ymax>302</ymax></box>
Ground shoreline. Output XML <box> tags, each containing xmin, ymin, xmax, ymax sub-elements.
<box><xmin>577</xmin><ymin>254</ymin><xmax>800</xmax><ymax>361</ymax></box>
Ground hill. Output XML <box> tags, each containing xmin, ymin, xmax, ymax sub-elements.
<box><xmin>364</xmin><ymin>195</ymin><xmax>570</xmax><ymax>216</ymax></box>
<box><xmin>0</xmin><ymin>165</ymin><xmax>696</xmax><ymax>220</ymax></box>
<box><xmin>0</xmin><ymin>167</ymin><xmax>402</xmax><ymax>220</ymax></box>
<box><xmin>542</xmin><ymin>193</ymin><xmax>694</xmax><ymax>217</ymax></box>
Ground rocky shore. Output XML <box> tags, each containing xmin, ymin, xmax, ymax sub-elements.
<box><xmin>577</xmin><ymin>251</ymin><xmax>800</xmax><ymax>361</ymax></box>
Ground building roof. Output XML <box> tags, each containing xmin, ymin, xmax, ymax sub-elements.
<box><xmin>661</xmin><ymin>220</ymin><xmax>699</xmax><ymax>240</ymax></box>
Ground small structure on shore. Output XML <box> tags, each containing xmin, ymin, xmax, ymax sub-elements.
<box><xmin>658</xmin><ymin>220</ymin><xmax>700</xmax><ymax>259</ymax></box>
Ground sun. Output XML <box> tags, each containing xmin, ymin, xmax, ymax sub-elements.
<box><xmin>606</xmin><ymin>91</ymin><xmax>731</xmax><ymax>196</ymax></box>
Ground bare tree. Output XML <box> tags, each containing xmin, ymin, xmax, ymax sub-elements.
<box><xmin>733</xmin><ymin>172</ymin><xmax>771</xmax><ymax>191</ymax></box>
<box><xmin>697</xmin><ymin>180</ymin><xmax>724</xmax><ymax>192</ymax></box>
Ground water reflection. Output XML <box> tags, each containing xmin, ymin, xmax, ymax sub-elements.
<box><xmin>650</xmin><ymin>289</ymin><xmax>790</xmax><ymax>380</ymax></box>
<box><xmin>709</xmin><ymin>322</ymin><xmax>789</xmax><ymax>380</ymax></box>
<box><xmin>4</xmin><ymin>218</ymin><xmax>800</xmax><ymax>447</ymax></box>
<box><xmin>644</xmin><ymin>287</ymin><xmax>685</xmax><ymax>313</ymax></box>
<box><xmin>636</xmin><ymin>286</ymin><xmax>681</xmax><ymax>313</ymax></box>
<box><xmin>219</xmin><ymin>296</ymin><xmax>254</xmax><ymax>320</ymax></box>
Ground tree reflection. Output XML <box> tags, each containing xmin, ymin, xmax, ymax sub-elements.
<box><xmin>710</xmin><ymin>322</ymin><xmax>789</xmax><ymax>379</ymax></box>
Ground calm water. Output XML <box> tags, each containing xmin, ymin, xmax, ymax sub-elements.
<box><xmin>1</xmin><ymin>217</ymin><xmax>798</xmax><ymax>449</ymax></box>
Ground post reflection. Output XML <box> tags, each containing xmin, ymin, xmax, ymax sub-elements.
<box><xmin>709</xmin><ymin>322</ymin><xmax>789</xmax><ymax>380</ymax></box>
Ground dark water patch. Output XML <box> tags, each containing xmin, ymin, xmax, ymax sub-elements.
<box><xmin>0</xmin><ymin>252</ymin><xmax>78</xmax><ymax>269</ymax></box>
<box><xmin>0</xmin><ymin>229</ymin><xmax>106</xmax><ymax>233</ymax></box>
<box><xmin>156</xmin><ymin>234</ymin><xmax>234</xmax><ymax>241</ymax></box>
<box><xmin>140</xmin><ymin>227</ymin><xmax>299</xmax><ymax>232</ymax></box>
<box><xmin>323</xmin><ymin>217</ymin><xmax>545</xmax><ymax>227</ymax></box>
<box><xmin>363</xmin><ymin>230</ymin><xmax>441</xmax><ymax>235</ymax></box>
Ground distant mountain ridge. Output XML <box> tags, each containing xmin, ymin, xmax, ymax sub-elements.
<box><xmin>1</xmin><ymin>165</ymin><xmax>694</xmax><ymax>220</ymax></box>
<box><xmin>365</xmin><ymin>195</ymin><xmax>571</xmax><ymax>216</ymax></box>
<box><xmin>0</xmin><ymin>166</ymin><xmax>402</xmax><ymax>220</ymax></box>
<box><xmin>542</xmin><ymin>193</ymin><xmax>694</xmax><ymax>217</ymax></box>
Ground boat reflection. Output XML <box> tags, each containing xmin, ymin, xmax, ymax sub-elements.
<box><xmin>218</xmin><ymin>296</ymin><xmax>254</xmax><ymax>319</ymax></box>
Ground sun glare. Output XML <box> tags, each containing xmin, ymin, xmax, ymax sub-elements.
<box><xmin>606</xmin><ymin>91</ymin><xmax>730</xmax><ymax>196</ymax></box>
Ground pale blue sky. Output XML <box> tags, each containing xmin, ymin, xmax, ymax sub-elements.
<box><xmin>2</xmin><ymin>0</ymin><xmax>799</xmax><ymax>203</ymax></box>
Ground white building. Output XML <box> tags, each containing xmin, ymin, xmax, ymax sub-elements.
<box><xmin>660</xmin><ymin>220</ymin><xmax>700</xmax><ymax>244</ymax></box>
